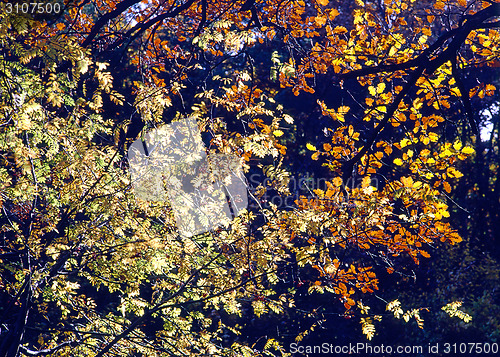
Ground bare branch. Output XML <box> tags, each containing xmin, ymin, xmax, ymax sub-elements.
<box><xmin>451</xmin><ymin>56</ymin><xmax>478</xmax><ymax>135</ymax></box>
<box><xmin>19</xmin><ymin>340</ymin><xmax>80</xmax><ymax>356</ymax></box>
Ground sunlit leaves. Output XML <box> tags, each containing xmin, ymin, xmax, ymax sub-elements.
<box><xmin>1</xmin><ymin>0</ymin><xmax>497</xmax><ymax>352</ymax></box>
<box><xmin>318</xmin><ymin>100</ymin><xmax>350</xmax><ymax>122</ymax></box>
<box><xmin>442</xmin><ymin>301</ymin><xmax>473</xmax><ymax>323</ymax></box>
<box><xmin>361</xmin><ymin>317</ymin><xmax>376</xmax><ymax>340</ymax></box>
<box><xmin>133</xmin><ymin>81</ymin><xmax>172</xmax><ymax>123</ymax></box>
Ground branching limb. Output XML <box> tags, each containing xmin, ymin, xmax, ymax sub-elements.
<box><xmin>341</xmin><ymin>3</ymin><xmax>499</xmax><ymax>182</ymax></box>
<box><xmin>194</xmin><ymin>0</ymin><xmax>208</xmax><ymax>37</ymax></box>
<box><xmin>451</xmin><ymin>56</ymin><xmax>479</xmax><ymax>135</ymax></box>
<box><xmin>342</xmin><ymin>65</ymin><xmax>426</xmax><ymax>184</ymax></box>
<box><xmin>19</xmin><ymin>340</ymin><xmax>81</xmax><ymax>356</ymax></box>
<box><xmin>81</xmin><ymin>0</ymin><xmax>142</xmax><ymax>48</ymax></box>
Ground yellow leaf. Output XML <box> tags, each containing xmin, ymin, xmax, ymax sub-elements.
<box><xmin>332</xmin><ymin>26</ymin><xmax>348</xmax><ymax>34</ymax></box>
<box><xmin>393</xmin><ymin>158</ymin><xmax>403</xmax><ymax>166</ymax></box>
<box><xmin>450</xmin><ymin>87</ymin><xmax>461</xmax><ymax>97</ymax></box>
<box><xmin>332</xmin><ymin>177</ymin><xmax>343</xmax><ymax>187</ymax></box>
<box><xmin>328</xmin><ymin>8</ymin><xmax>339</xmax><ymax>20</ymax></box>
<box><xmin>412</xmin><ymin>99</ymin><xmax>423</xmax><ymax>111</ymax></box>
<box><xmin>453</xmin><ymin>141</ymin><xmax>462</xmax><ymax>151</ymax></box>
<box><xmin>443</xmin><ymin>181</ymin><xmax>452</xmax><ymax>193</ymax></box>
<box><xmin>273</xmin><ymin>130</ymin><xmax>284</xmax><ymax>137</ymax></box>
<box><xmin>314</xmin><ymin>15</ymin><xmax>327</xmax><ymax>26</ymax></box>
<box><xmin>306</xmin><ymin>143</ymin><xmax>317</xmax><ymax>151</ymax></box>
<box><xmin>441</xmin><ymin>209</ymin><xmax>450</xmax><ymax>218</ymax></box>
<box><xmin>400</xmin><ymin>138</ymin><xmax>411</xmax><ymax>148</ymax></box>
<box><xmin>335</xmin><ymin>113</ymin><xmax>346</xmax><ymax>122</ymax></box>
<box><xmin>377</xmin><ymin>83</ymin><xmax>386</xmax><ymax>94</ymax></box>
<box><xmin>401</xmin><ymin>176</ymin><xmax>413</xmax><ymax>187</ymax></box>
<box><xmin>368</xmin><ymin>86</ymin><xmax>376</xmax><ymax>96</ymax></box>
<box><xmin>18</xmin><ymin>117</ymin><xmax>32</xmax><ymax>130</ymax></box>
<box><xmin>461</xmin><ymin>146</ymin><xmax>475</xmax><ymax>154</ymax></box>
<box><xmin>361</xmin><ymin>176</ymin><xmax>371</xmax><ymax>188</ymax></box>
<box><xmin>440</xmin><ymin>149</ymin><xmax>453</xmax><ymax>158</ymax></box>
<box><xmin>338</xmin><ymin>106</ymin><xmax>350</xmax><ymax>114</ymax></box>
<box><xmin>353</xmin><ymin>10</ymin><xmax>364</xmax><ymax>24</ymax></box>
<box><xmin>447</xmin><ymin>168</ymin><xmax>463</xmax><ymax>178</ymax></box>
<box><xmin>318</xmin><ymin>0</ymin><xmax>329</xmax><ymax>5</ymax></box>
<box><xmin>429</xmin><ymin>132</ymin><xmax>438</xmax><ymax>142</ymax></box>
<box><xmin>418</xmin><ymin>35</ymin><xmax>428</xmax><ymax>45</ymax></box>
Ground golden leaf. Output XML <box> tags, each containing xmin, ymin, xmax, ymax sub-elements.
<box><xmin>314</xmin><ymin>15</ymin><xmax>327</xmax><ymax>27</ymax></box>
<box><xmin>462</xmin><ymin>146</ymin><xmax>475</xmax><ymax>154</ymax></box>
<box><xmin>306</xmin><ymin>143</ymin><xmax>317</xmax><ymax>151</ymax></box>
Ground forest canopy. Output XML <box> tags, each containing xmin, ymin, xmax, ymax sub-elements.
<box><xmin>0</xmin><ymin>0</ymin><xmax>499</xmax><ymax>356</ymax></box>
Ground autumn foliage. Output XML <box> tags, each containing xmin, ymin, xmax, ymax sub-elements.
<box><xmin>0</xmin><ymin>0</ymin><xmax>499</xmax><ymax>356</ymax></box>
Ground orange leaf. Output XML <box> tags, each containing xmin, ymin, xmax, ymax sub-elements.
<box><xmin>420</xmin><ymin>250</ymin><xmax>431</xmax><ymax>258</ymax></box>
<box><xmin>314</xmin><ymin>15</ymin><xmax>327</xmax><ymax>26</ymax></box>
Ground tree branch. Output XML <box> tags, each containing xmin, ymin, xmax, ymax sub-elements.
<box><xmin>340</xmin><ymin>3</ymin><xmax>499</xmax><ymax>182</ymax></box>
<box><xmin>111</xmin><ymin>0</ymin><xmax>197</xmax><ymax>52</ymax></box>
<box><xmin>93</xmin><ymin>241</ymin><xmax>229</xmax><ymax>357</ymax></box>
<box><xmin>0</xmin><ymin>275</ymin><xmax>32</xmax><ymax>357</ymax></box>
<box><xmin>19</xmin><ymin>340</ymin><xmax>81</xmax><ymax>356</ymax></box>
<box><xmin>340</xmin><ymin>3</ymin><xmax>500</xmax><ymax>80</ymax></box>
<box><xmin>340</xmin><ymin>26</ymin><xmax>460</xmax><ymax>80</ymax></box>
<box><xmin>194</xmin><ymin>0</ymin><xmax>207</xmax><ymax>37</ymax></box>
<box><xmin>451</xmin><ymin>56</ymin><xmax>478</xmax><ymax>135</ymax></box>
<box><xmin>81</xmin><ymin>0</ymin><xmax>142</xmax><ymax>48</ymax></box>
<box><xmin>342</xmin><ymin>65</ymin><xmax>426</xmax><ymax>183</ymax></box>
